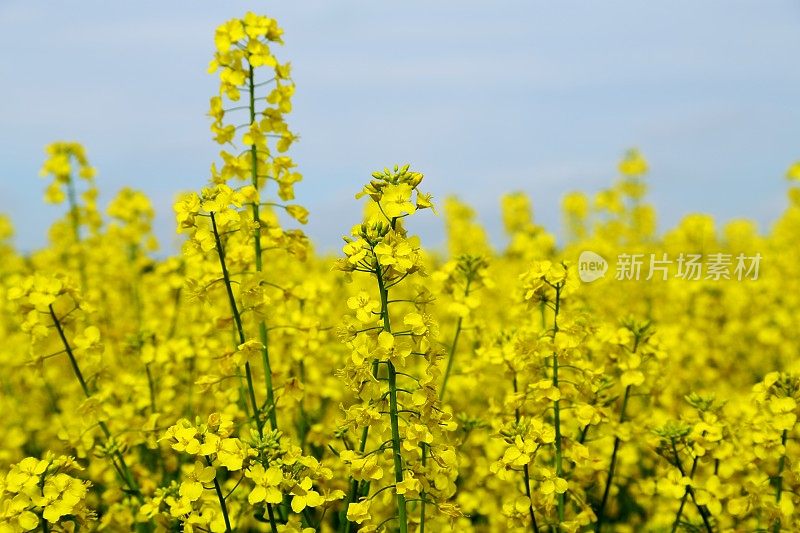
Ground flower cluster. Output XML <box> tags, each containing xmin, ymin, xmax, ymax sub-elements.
<box><xmin>334</xmin><ymin>166</ymin><xmax>462</xmax><ymax>531</ymax></box>
<box><xmin>0</xmin><ymin>455</ymin><xmax>93</xmax><ymax>531</ymax></box>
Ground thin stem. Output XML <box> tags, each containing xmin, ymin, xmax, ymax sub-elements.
<box><xmin>247</xmin><ymin>65</ymin><xmax>279</xmax><ymax>432</ymax></box>
<box><xmin>422</xmin><ymin>279</ymin><xmax>473</xmax><ymax>531</ymax></box>
<box><xmin>259</xmin><ymin>322</ymin><xmax>278</xmax><ymax>430</ymax></box>
<box><xmin>578</xmin><ymin>424</ymin><xmax>590</xmax><ymax>445</ymax></box>
<box><xmin>596</xmin><ymin>333</ymin><xmax>642</xmax><ymax>532</ymax></box>
<box><xmin>210</xmin><ymin>212</ymin><xmax>263</xmax><ymax>436</ymax></box>
<box><xmin>340</xmin><ymin>358</ymin><xmax>378</xmax><ymax>533</ymax></box>
<box><xmin>439</xmin><ymin>277</ymin><xmax>472</xmax><ymax>401</ymax></box>
<box><xmin>375</xmin><ymin>265</ymin><xmax>409</xmax><ymax>533</ymax></box>
<box><xmin>438</xmin><ymin>315</ymin><xmax>463</xmax><ymax>400</ymax></box>
<box><xmin>551</xmin><ymin>285</ymin><xmax>565</xmax><ymax>529</ymax></box>
<box><xmin>145</xmin><ymin>364</ymin><xmax>157</xmax><ymax>413</ymax></box>
<box><xmin>128</xmin><ymin>243</ymin><xmax>158</xmax><ymax>418</ymax></box>
<box><xmin>671</xmin><ymin>494</ymin><xmax>689</xmax><ymax>533</ymax></box>
<box><xmin>223</xmin><ymin>475</ymin><xmax>244</xmax><ymax>500</ymax></box>
<box><xmin>206</xmin><ymin>457</ymin><xmax>233</xmax><ymax>533</ymax></box>
<box><xmin>48</xmin><ymin>305</ymin><xmax>142</xmax><ymax>502</ymax></box>
<box><xmin>669</xmin><ymin>439</ymin><xmax>713</xmax><ymax>533</ymax></box>
<box><xmin>670</xmin><ymin>439</ymin><xmax>689</xmax><ymax>533</ymax></box>
<box><xmin>771</xmin><ymin>429</ymin><xmax>789</xmax><ymax>533</ymax></box>
<box><xmin>420</xmin><ymin>443</ymin><xmax>428</xmax><ymax>533</ymax></box>
<box><xmin>513</xmin><ymin>373</ymin><xmax>540</xmax><ymax>532</ymax></box>
<box><xmin>523</xmin><ymin>465</ymin><xmax>541</xmax><ymax>533</ymax></box>
<box><xmin>49</xmin><ymin>305</ymin><xmax>90</xmax><ymax>398</ymax></box>
<box><xmin>168</xmin><ymin>284</ymin><xmax>182</xmax><ymax>338</ymax></box>
<box><xmin>342</xmin><ymin>249</ymin><xmax>408</xmax><ymax>533</ymax></box>
<box><xmin>387</xmin><ymin>360</ymin><xmax>408</xmax><ymax>533</ymax></box>
<box><xmin>266</xmin><ymin>504</ymin><xmax>279</xmax><ymax>533</ymax></box>
<box><xmin>595</xmin><ymin>385</ymin><xmax>631</xmax><ymax>532</ymax></box>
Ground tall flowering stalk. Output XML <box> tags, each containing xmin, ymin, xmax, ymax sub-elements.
<box><xmin>107</xmin><ymin>189</ymin><xmax>160</xmax><ymax>416</ymax></box>
<box><xmin>170</xmin><ymin>15</ymin><xmax>321</xmax><ymax>531</ymax></box>
<box><xmin>207</xmin><ymin>13</ymin><xmax>307</xmax><ymax>433</ymax></box>
<box><xmin>39</xmin><ymin>142</ymin><xmax>100</xmax><ymax>290</ymax></box>
<box><xmin>335</xmin><ymin>166</ymin><xmax>460</xmax><ymax>532</ymax></box>
<box><xmin>490</xmin><ymin>261</ymin><xmax>589</xmax><ymax>531</ymax></box>
<box><xmin>521</xmin><ymin>261</ymin><xmax>578</xmax><ymax>529</ymax></box>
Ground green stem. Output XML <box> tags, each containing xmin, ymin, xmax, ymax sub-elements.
<box><xmin>266</xmin><ymin>503</ymin><xmax>279</xmax><ymax>533</ymax></box>
<box><xmin>513</xmin><ymin>373</ymin><xmax>540</xmax><ymax>533</ymax></box>
<box><xmin>247</xmin><ymin>65</ymin><xmax>262</xmax><ymax>277</ymax></box>
<box><xmin>671</xmin><ymin>494</ymin><xmax>688</xmax><ymax>533</ymax></box>
<box><xmin>145</xmin><ymin>364</ymin><xmax>157</xmax><ymax>413</ymax></box>
<box><xmin>595</xmin><ymin>385</ymin><xmax>631</xmax><ymax>532</ymax></box>
<box><xmin>387</xmin><ymin>361</ymin><xmax>408</xmax><ymax>533</ymax></box>
<box><xmin>439</xmin><ymin>278</ymin><xmax>472</xmax><ymax>401</ymax></box>
<box><xmin>419</xmin><ymin>443</ymin><xmax>428</xmax><ymax>533</ymax></box>
<box><xmin>129</xmin><ymin>244</ymin><xmax>158</xmax><ymax>417</ymax></box>
<box><xmin>551</xmin><ymin>286</ymin><xmax>564</xmax><ymax>528</ymax></box>
<box><xmin>259</xmin><ymin>323</ymin><xmax>278</xmax><ymax>430</ymax></box>
<box><xmin>419</xmin><ymin>280</ymin><xmax>473</xmax><ymax>531</ymax></box>
<box><xmin>596</xmin><ymin>333</ymin><xmax>641</xmax><ymax>532</ymax></box>
<box><xmin>339</xmin><ymin>358</ymin><xmax>379</xmax><ymax>533</ymax></box>
<box><xmin>375</xmin><ymin>265</ymin><xmax>408</xmax><ymax>533</ymax></box>
<box><xmin>688</xmin><ymin>481</ymin><xmax>713</xmax><ymax>531</ymax></box>
<box><xmin>669</xmin><ymin>439</ymin><xmax>713</xmax><ymax>533</ymax></box>
<box><xmin>210</xmin><ymin>211</ymin><xmax>279</xmax><ymax>532</ymax></box>
<box><xmin>206</xmin><ymin>457</ymin><xmax>233</xmax><ymax>533</ymax></box>
<box><xmin>438</xmin><ymin>316</ymin><xmax>462</xmax><ymax>401</ymax></box>
<box><xmin>523</xmin><ymin>465</ymin><xmax>540</xmax><ymax>533</ymax></box>
<box><xmin>49</xmin><ymin>305</ymin><xmax>90</xmax><ymax>398</ymax></box>
<box><xmin>210</xmin><ymin>211</ymin><xmax>263</xmax><ymax>437</ymax></box>
<box><xmin>772</xmin><ymin>429</ymin><xmax>789</xmax><ymax>533</ymax></box>
<box><xmin>578</xmin><ymin>424</ymin><xmax>590</xmax><ymax>445</ymax></box>
<box><xmin>342</xmin><ymin>260</ymin><xmax>409</xmax><ymax>532</ymax></box>
<box><xmin>48</xmin><ymin>304</ymin><xmax>142</xmax><ymax>502</ymax></box>
<box><xmin>247</xmin><ymin>64</ymin><xmax>280</xmax><ymax>432</ymax></box>
<box><xmin>342</xmin><ymin>248</ymin><xmax>411</xmax><ymax>533</ymax></box>
<box><xmin>670</xmin><ymin>439</ymin><xmax>689</xmax><ymax>533</ymax></box>
<box><xmin>167</xmin><ymin>261</ymin><xmax>184</xmax><ymax>339</ymax></box>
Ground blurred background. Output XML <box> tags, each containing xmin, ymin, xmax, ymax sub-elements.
<box><xmin>1</xmin><ymin>0</ymin><xmax>798</xmax><ymax>253</ymax></box>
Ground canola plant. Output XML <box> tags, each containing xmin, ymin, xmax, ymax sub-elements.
<box><xmin>1</xmin><ymin>12</ymin><xmax>799</xmax><ymax>533</ymax></box>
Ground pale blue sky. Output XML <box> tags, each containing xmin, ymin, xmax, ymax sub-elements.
<box><xmin>1</xmin><ymin>1</ymin><xmax>798</xmax><ymax>253</ymax></box>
